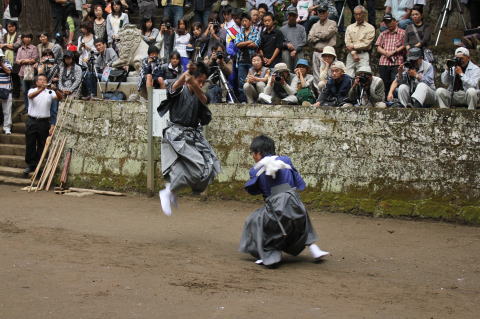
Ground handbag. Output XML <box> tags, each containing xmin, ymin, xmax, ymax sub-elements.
<box><xmin>103</xmin><ymin>81</ymin><xmax>126</xmax><ymax>100</ymax></box>
<box><xmin>108</xmin><ymin>69</ymin><xmax>128</xmax><ymax>82</ymax></box>
<box><xmin>296</xmin><ymin>87</ymin><xmax>316</xmax><ymax>104</ymax></box>
<box><xmin>412</xmin><ymin>25</ymin><xmax>435</xmax><ymax>63</ymax></box>
<box><xmin>23</xmin><ymin>65</ymin><xmax>34</xmax><ymax>81</ymax></box>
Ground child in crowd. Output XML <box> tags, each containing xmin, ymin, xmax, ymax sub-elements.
<box><xmin>106</xmin><ymin>0</ymin><xmax>130</xmax><ymax>48</ymax></box>
<box><xmin>187</xmin><ymin>22</ymin><xmax>206</xmax><ymax>63</ymax></box>
<box><xmin>141</xmin><ymin>17</ymin><xmax>160</xmax><ymax>47</ymax></box>
<box><xmin>158</xmin><ymin>51</ymin><xmax>183</xmax><ymax>89</ymax></box>
<box><xmin>240</xmin><ymin>135</ymin><xmax>329</xmax><ymax>268</ymax></box>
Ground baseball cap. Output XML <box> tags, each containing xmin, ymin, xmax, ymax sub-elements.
<box><xmin>317</xmin><ymin>5</ymin><xmax>328</xmax><ymax>13</ymax></box>
<box><xmin>382</xmin><ymin>13</ymin><xmax>395</xmax><ymax>22</ymax></box>
<box><xmin>407</xmin><ymin>47</ymin><xmax>423</xmax><ymax>61</ymax></box>
<box><xmin>455</xmin><ymin>47</ymin><xmax>470</xmax><ymax>57</ymax></box>
<box><xmin>287</xmin><ymin>7</ymin><xmax>298</xmax><ymax>16</ymax></box>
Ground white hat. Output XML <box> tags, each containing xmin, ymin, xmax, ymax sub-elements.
<box><xmin>0</xmin><ymin>49</ymin><xmax>4</xmax><ymax>57</ymax></box>
<box><xmin>330</xmin><ymin>61</ymin><xmax>346</xmax><ymax>73</ymax></box>
<box><xmin>321</xmin><ymin>46</ymin><xmax>337</xmax><ymax>58</ymax></box>
<box><xmin>455</xmin><ymin>47</ymin><xmax>470</xmax><ymax>57</ymax></box>
<box><xmin>273</xmin><ymin>62</ymin><xmax>289</xmax><ymax>73</ymax></box>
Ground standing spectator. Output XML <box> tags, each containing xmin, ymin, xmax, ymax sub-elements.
<box><xmin>58</xmin><ymin>51</ymin><xmax>83</xmax><ymax>98</ymax></box>
<box><xmin>64</xmin><ymin>3</ymin><xmax>77</xmax><ymax>46</ymax></box>
<box><xmin>2</xmin><ymin>0</ymin><xmax>21</xmax><ymax>28</ymax></box>
<box><xmin>141</xmin><ymin>17</ymin><xmax>160</xmax><ymax>47</ymax></box>
<box><xmin>259</xmin><ymin>12</ymin><xmax>284</xmax><ymax>68</ymax></box>
<box><xmin>255</xmin><ymin>0</ymin><xmax>277</xmax><ymax>14</ymax></box>
<box><xmin>249</xmin><ymin>8</ymin><xmax>262</xmax><ymax>32</ymax></box>
<box><xmin>258</xmin><ymin>62</ymin><xmax>296</xmax><ymax>105</ymax></box>
<box><xmin>346</xmin><ymin>66</ymin><xmax>386</xmax><ymax>108</ymax></box>
<box><xmin>313</xmin><ymin>45</ymin><xmax>336</xmax><ymax>91</ymax></box>
<box><xmin>243</xmin><ymin>54</ymin><xmax>270</xmax><ymax>103</ymax></box>
<box><xmin>77</xmin><ymin>22</ymin><xmax>96</xmax><ymax>68</ymax></box>
<box><xmin>342</xmin><ymin>1</ymin><xmax>376</xmax><ymax>29</ymax></box>
<box><xmin>0</xmin><ymin>49</ymin><xmax>12</xmax><ymax>135</ymax></box>
<box><xmin>344</xmin><ymin>5</ymin><xmax>375</xmax><ymax>78</ymax></box>
<box><xmin>201</xmin><ymin>15</ymin><xmax>227</xmax><ymax>57</ymax></box>
<box><xmin>16</xmin><ymin>34</ymin><xmax>39</xmax><ymax>112</ymax></box>
<box><xmin>0</xmin><ymin>21</ymin><xmax>19</xmax><ymax>97</ymax></box>
<box><xmin>161</xmin><ymin>0</ymin><xmax>185</xmax><ymax>29</ymax></box>
<box><xmin>106</xmin><ymin>0</ymin><xmax>130</xmax><ymax>48</ymax></box>
<box><xmin>384</xmin><ymin>0</ymin><xmax>413</xmax><ymax>30</ymax></box>
<box><xmin>404</xmin><ymin>5</ymin><xmax>432</xmax><ymax>51</ymax></box>
<box><xmin>204</xmin><ymin>44</ymin><xmax>233</xmax><ymax>103</ymax></box>
<box><xmin>376</xmin><ymin>13</ymin><xmax>406</xmax><ymax>96</ymax></box>
<box><xmin>93</xmin><ymin>4</ymin><xmax>108</xmax><ymax>43</ymax></box>
<box><xmin>193</xmin><ymin>0</ymin><xmax>215</xmax><ymax>28</ymax></box>
<box><xmin>257</xmin><ymin>4</ymin><xmax>268</xmax><ymax>21</ymax></box>
<box><xmin>137</xmin><ymin>0</ymin><xmax>157</xmax><ymax>19</ymax></box>
<box><xmin>235</xmin><ymin>13</ymin><xmax>260</xmax><ymax>103</ymax></box>
<box><xmin>280</xmin><ymin>7</ymin><xmax>306</xmax><ymax>71</ymax></box>
<box><xmin>314</xmin><ymin>61</ymin><xmax>351</xmax><ymax>107</ymax></box>
<box><xmin>37</xmin><ymin>32</ymin><xmax>63</xmax><ymax>62</ymax></box>
<box><xmin>173</xmin><ymin>19</ymin><xmax>191</xmax><ymax>71</ymax></box>
<box><xmin>308</xmin><ymin>5</ymin><xmax>337</xmax><ymax>87</ymax></box>
<box><xmin>388</xmin><ymin>47</ymin><xmax>435</xmax><ymax>108</ymax></box>
<box><xmin>302</xmin><ymin>1</ymin><xmax>338</xmax><ymax>35</ymax></box>
<box><xmin>436</xmin><ymin>47</ymin><xmax>480</xmax><ymax>110</ymax></box>
<box><xmin>155</xmin><ymin>19</ymin><xmax>175</xmax><ymax>64</ymax></box>
<box><xmin>24</xmin><ymin>74</ymin><xmax>63</xmax><ymax>176</ymax></box>
<box><xmin>51</xmin><ymin>0</ymin><xmax>66</xmax><ymax>34</ymax></box>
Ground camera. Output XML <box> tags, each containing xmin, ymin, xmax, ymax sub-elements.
<box><xmin>358</xmin><ymin>74</ymin><xmax>369</xmax><ymax>85</ymax></box>
<box><xmin>403</xmin><ymin>61</ymin><xmax>416</xmax><ymax>70</ymax></box>
<box><xmin>216</xmin><ymin>52</ymin><xmax>224</xmax><ymax>60</ymax></box>
<box><xmin>165</xmin><ymin>22</ymin><xmax>171</xmax><ymax>29</ymax></box>
<box><xmin>46</xmin><ymin>58</ymin><xmax>56</xmax><ymax>64</ymax></box>
<box><xmin>211</xmin><ymin>20</ymin><xmax>220</xmax><ymax>32</ymax></box>
<box><xmin>446</xmin><ymin>57</ymin><xmax>462</xmax><ymax>68</ymax></box>
<box><xmin>273</xmin><ymin>72</ymin><xmax>283</xmax><ymax>82</ymax></box>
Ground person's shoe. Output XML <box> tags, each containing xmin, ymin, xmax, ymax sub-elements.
<box><xmin>255</xmin><ymin>259</ymin><xmax>263</xmax><ymax>265</ymax></box>
<box><xmin>412</xmin><ymin>97</ymin><xmax>423</xmax><ymax>108</ymax></box>
<box><xmin>309</xmin><ymin>244</ymin><xmax>329</xmax><ymax>261</ymax></box>
<box><xmin>258</xmin><ymin>93</ymin><xmax>272</xmax><ymax>104</ymax></box>
<box><xmin>301</xmin><ymin>101</ymin><xmax>312</xmax><ymax>107</ymax></box>
<box><xmin>159</xmin><ymin>187</ymin><xmax>173</xmax><ymax>216</ymax></box>
<box><xmin>23</xmin><ymin>167</ymin><xmax>33</xmax><ymax>177</ymax></box>
<box><xmin>4</xmin><ymin>128</ymin><xmax>11</xmax><ymax>135</ymax></box>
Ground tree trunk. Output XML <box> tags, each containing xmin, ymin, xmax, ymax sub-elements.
<box><xmin>426</xmin><ymin>0</ymin><xmax>471</xmax><ymax>30</ymax></box>
<box><xmin>18</xmin><ymin>0</ymin><xmax>52</xmax><ymax>36</ymax></box>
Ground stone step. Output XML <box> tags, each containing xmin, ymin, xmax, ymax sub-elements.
<box><xmin>127</xmin><ymin>76</ymin><xmax>140</xmax><ymax>82</ymax></box>
<box><xmin>0</xmin><ymin>165</ymin><xmax>29</xmax><ymax>178</ymax></box>
<box><xmin>0</xmin><ymin>144</ymin><xmax>25</xmax><ymax>156</ymax></box>
<box><xmin>0</xmin><ymin>154</ymin><xmax>25</xmax><ymax>169</ymax></box>
<box><xmin>0</xmin><ymin>175</ymin><xmax>30</xmax><ymax>186</ymax></box>
<box><xmin>12</xmin><ymin>122</ymin><xmax>26</xmax><ymax>134</ymax></box>
<box><xmin>0</xmin><ymin>133</ymin><xmax>25</xmax><ymax>145</ymax></box>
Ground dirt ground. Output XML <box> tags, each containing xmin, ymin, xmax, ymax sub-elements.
<box><xmin>1</xmin><ymin>185</ymin><xmax>479</xmax><ymax>319</ymax></box>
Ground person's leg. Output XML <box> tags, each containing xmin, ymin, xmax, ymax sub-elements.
<box><xmin>398</xmin><ymin>19</ymin><xmax>412</xmax><ymax>30</ymax></box>
<box><xmin>378</xmin><ymin>65</ymin><xmax>390</xmax><ymax>97</ymax></box>
<box><xmin>281</xmin><ymin>49</ymin><xmax>292</xmax><ymax>71</ymax></box>
<box><xmin>345</xmin><ymin>53</ymin><xmax>355</xmax><ymax>77</ymax></box>
<box><xmin>21</xmin><ymin>78</ymin><xmax>31</xmax><ymax>112</ymax></box>
<box><xmin>243</xmin><ymin>82</ymin><xmax>257</xmax><ymax>103</ymax></box>
<box><xmin>24</xmin><ymin>117</ymin><xmax>38</xmax><ymax>171</ymax></box>
<box><xmin>35</xmin><ymin>120</ymin><xmax>50</xmax><ymax>166</ymax></box>
<box><xmin>398</xmin><ymin>84</ymin><xmax>411</xmax><ymax>107</ymax></box>
<box><xmin>412</xmin><ymin>83</ymin><xmax>436</xmax><ymax>107</ymax></box>
<box><xmin>237</xmin><ymin>64</ymin><xmax>250</xmax><ymax>103</ymax></box>
<box><xmin>387</xmin><ymin>66</ymin><xmax>398</xmax><ymax>97</ymax></box>
<box><xmin>367</xmin><ymin>0</ymin><xmax>376</xmax><ymax>28</ymax></box>
<box><xmin>2</xmin><ymin>94</ymin><xmax>12</xmax><ymax>133</ymax></box>
<box><xmin>465</xmin><ymin>88</ymin><xmax>479</xmax><ymax>110</ymax></box>
<box><xmin>172</xmin><ymin>5</ymin><xmax>184</xmax><ymax>28</ymax></box>
<box><xmin>281</xmin><ymin>95</ymin><xmax>298</xmax><ymax>105</ymax></box>
<box><xmin>436</xmin><ymin>88</ymin><xmax>452</xmax><ymax>108</ymax></box>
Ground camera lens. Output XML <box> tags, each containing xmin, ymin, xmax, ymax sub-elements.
<box><xmin>275</xmin><ymin>75</ymin><xmax>282</xmax><ymax>82</ymax></box>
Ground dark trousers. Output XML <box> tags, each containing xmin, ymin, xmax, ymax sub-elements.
<box><xmin>21</xmin><ymin>79</ymin><xmax>34</xmax><ymax>112</ymax></box>
<box><xmin>378</xmin><ymin>65</ymin><xmax>399</xmax><ymax>96</ymax></box>
<box><xmin>25</xmin><ymin>117</ymin><xmax>50</xmax><ymax>169</ymax></box>
<box><xmin>237</xmin><ymin>63</ymin><xmax>251</xmax><ymax>103</ymax></box>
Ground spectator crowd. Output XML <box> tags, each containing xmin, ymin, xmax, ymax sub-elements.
<box><xmin>1</xmin><ymin>0</ymin><xmax>480</xmax><ymax>140</ymax></box>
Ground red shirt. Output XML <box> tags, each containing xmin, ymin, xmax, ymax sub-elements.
<box><xmin>375</xmin><ymin>27</ymin><xmax>406</xmax><ymax>66</ymax></box>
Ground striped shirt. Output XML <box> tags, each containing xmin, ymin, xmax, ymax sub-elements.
<box><xmin>375</xmin><ymin>27</ymin><xmax>406</xmax><ymax>66</ymax></box>
<box><xmin>0</xmin><ymin>59</ymin><xmax>12</xmax><ymax>89</ymax></box>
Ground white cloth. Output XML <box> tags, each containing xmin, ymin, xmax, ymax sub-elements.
<box><xmin>1</xmin><ymin>93</ymin><xmax>12</xmax><ymax>130</ymax></box>
<box><xmin>3</xmin><ymin>5</ymin><xmax>18</xmax><ymax>21</ymax></box>
<box><xmin>27</xmin><ymin>88</ymin><xmax>57</xmax><ymax>118</ymax></box>
<box><xmin>174</xmin><ymin>33</ymin><xmax>191</xmax><ymax>58</ymax></box>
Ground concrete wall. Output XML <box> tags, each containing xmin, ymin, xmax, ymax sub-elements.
<box><xmin>60</xmin><ymin>101</ymin><xmax>480</xmax><ymax>223</ymax></box>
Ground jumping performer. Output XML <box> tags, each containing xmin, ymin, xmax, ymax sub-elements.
<box><xmin>239</xmin><ymin>135</ymin><xmax>329</xmax><ymax>267</ymax></box>
<box><xmin>158</xmin><ymin>62</ymin><xmax>221</xmax><ymax>216</ymax></box>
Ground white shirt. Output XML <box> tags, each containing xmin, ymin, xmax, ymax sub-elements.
<box><xmin>174</xmin><ymin>33</ymin><xmax>191</xmax><ymax>58</ymax></box>
<box><xmin>27</xmin><ymin>88</ymin><xmax>57</xmax><ymax>118</ymax></box>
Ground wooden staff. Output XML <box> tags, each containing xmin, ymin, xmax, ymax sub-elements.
<box><xmin>58</xmin><ymin>148</ymin><xmax>72</xmax><ymax>190</ymax></box>
<box><xmin>45</xmin><ymin>136</ymin><xmax>67</xmax><ymax>191</ymax></box>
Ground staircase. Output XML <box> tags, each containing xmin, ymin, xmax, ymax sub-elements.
<box><xmin>0</xmin><ymin>100</ymin><xmax>30</xmax><ymax>186</ymax></box>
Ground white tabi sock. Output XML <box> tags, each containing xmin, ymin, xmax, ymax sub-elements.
<box><xmin>255</xmin><ymin>259</ymin><xmax>263</xmax><ymax>265</ymax></box>
<box><xmin>159</xmin><ymin>187</ymin><xmax>173</xmax><ymax>216</ymax></box>
<box><xmin>309</xmin><ymin>244</ymin><xmax>329</xmax><ymax>260</ymax></box>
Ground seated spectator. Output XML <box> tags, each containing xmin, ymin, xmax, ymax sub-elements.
<box><xmin>204</xmin><ymin>44</ymin><xmax>233</xmax><ymax>103</ymax></box>
<box><xmin>376</xmin><ymin>13</ymin><xmax>406</xmax><ymax>96</ymax></box>
<box><xmin>106</xmin><ymin>0</ymin><xmax>130</xmax><ymax>48</ymax></box>
<box><xmin>259</xmin><ymin>12</ymin><xmax>284</xmax><ymax>68</ymax></box>
<box><xmin>313</xmin><ymin>61</ymin><xmax>351</xmax><ymax>107</ymax></box>
<box><xmin>243</xmin><ymin>54</ymin><xmax>270</xmax><ymax>104</ymax></box>
<box><xmin>291</xmin><ymin>59</ymin><xmax>316</xmax><ymax>106</ymax></box>
<box><xmin>340</xmin><ymin>0</ymin><xmax>376</xmax><ymax>30</ymax></box>
<box><xmin>37</xmin><ymin>32</ymin><xmax>62</xmax><ymax>62</ymax></box>
<box><xmin>257</xmin><ymin>4</ymin><xmax>268</xmax><ymax>22</ymax></box>
<box><xmin>436</xmin><ymin>47</ymin><xmax>480</xmax><ymax>110</ymax></box>
<box><xmin>255</xmin><ymin>0</ymin><xmax>276</xmax><ymax>14</ymax></box>
<box><xmin>94</xmin><ymin>38</ymin><xmax>119</xmax><ymax>73</ymax></box>
<box><xmin>345</xmin><ymin>66</ymin><xmax>386</xmax><ymax>108</ymax></box>
<box><xmin>0</xmin><ymin>49</ymin><xmax>12</xmax><ymax>135</ymax></box>
<box><xmin>174</xmin><ymin>19</ymin><xmax>192</xmax><ymax>71</ymax></box>
<box><xmin>16</xmin><ymin>33</ymin><xmax>38</xmax><ymax>112</ymax></box>
<box><xmin>404</xmin><ymin>5</ymin><xmax>432</xmax><ymax>52</ymax></box>
<box><xmin>58</xmin><ymin>50</ymin><xmax>83</xmax><ymax>98</ymax></box>
<box><xmin>138</xmin><ymin>45</ymin><xmax>163</xmax><ymax>90</ymax></box>
<box><xmin>141</xmin><ymin>17</ymin><xmax>160</xmax><ymax>47</ymax></box>
<box><xmin>313</xmin><ymin>45</ymin><xmax>336</xmax><ymax>91</ymax></box>
<box><xmin>280</xmin><ymin>7</ymin><xmax>306</xmax><ymax>71</ymax></box>
<box><xmin>258</xmin><ymin>62</ymin><xmax>297</xmax><ymax>105</ymax></box>
<box><xmin>345</xmin><ymin>5</ymin><xmax>375</xmax><ymax>78</ymax></box>
<box><xmin>201</xmin><ymin>15</ymin><xmax>227</xmax><ymax>57</ymax></box>
<box><xmin>383</xmin><ymin>0</ymin><xmax>413</xmax><ymax>30</ymax></box>
<box><xmin>158</xmin><ymin>51</ymin><xmax>183</xmax><ymax>89</ymax></box>
<box><xmin>235</xmin><ymin>13</ymin><xmax>260</xmax><ymax>102</ymax></box>
<box><xmin>156</xmin><ymin>19</ymin><xmax>175</xmax><ymax>64</ymax></box>
<box><xmin>388</xmin><ymin>47</ymin><xmax>436</xmax><ymax>108</ymax></box>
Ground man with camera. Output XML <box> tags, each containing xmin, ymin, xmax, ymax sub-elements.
<box><xmin>258</xmin><ymin>62</ymin><xmax>296</xmax><ymax>105</ymax></box>
<box><xmin>204</xmin><ymin>44</ymin><xmax>233</xmax><ymax>103</ymax></box>
<box><xmin>37</xmin><ymin>50</ymin><xmax>61</xmax><ymax>126</ymax></box>
<box><xmin>436</xmin><ymin>47</ymin><xmax>480</xmax><ymax>110</ymax></box>
<box><xmin>201</xmin><ymin>17</ymin><xmax>227</xmax><ymax>58</ymax></box>
<box><xmin>388</xmin><ymin>47</ymin><xmax>436</xmax><ymax>108</ymax></box>
<box><xmin>155</xmin><ymin>19</ymin><xmax>175</xmax><ymax>64</ymax></box>
<box><xmin>23</xmin><ymin>74</ymin><xmax>63</xmax><ymax>176</ymax></box>
<box><xmin>139</xmin><ymin>45</ymin><xmax>163</xmax><ymax>91</ymax></box>
<box><xmin>345</xmin><ymin>66</ymin><xmax>386</xmax><ymax>108</ymax></box>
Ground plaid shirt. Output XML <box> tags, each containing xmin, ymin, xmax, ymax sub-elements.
<box><xmin>235</xmin><ymin>26</ymin><xmax>260</xmax><ymax>64</ymax></box>
<box><xmin>375</xmin><ymin>27</ymin><xmax>406</xmax><ymax>66</ymax></box>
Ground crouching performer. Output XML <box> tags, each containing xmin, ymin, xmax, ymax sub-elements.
<box><xmin>239</xmin><ymin>135</ymin><xmax>329</xmax><ymax>268</ymax></box>
<box><xmin>158</xmin><ymin>62</ymin><xmax>221</xmax><ymax>216</ymax></box>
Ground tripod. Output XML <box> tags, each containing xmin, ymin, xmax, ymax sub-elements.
<box><xmin>81</xmin><ymin>54</ymin><xmax>103</xmax><ymax>99</ymax></box>
<box><xmin>338</xmin><ymin>0</ymin><xmax>362</xmax><ymax>27</ymax></box>
<box><xmin>209</xmin><ymin>65</ymin><xmax>237</xmax><ymax>104</ymax></box>
<box><xmin>434</xmin><ymin>0</ymin><xmax>467</xmax><ymax>46</ymax></box>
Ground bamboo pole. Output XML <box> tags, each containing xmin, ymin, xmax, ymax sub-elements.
<box><xmin>45</xmin><ymin>137</ymin><xmax>67</xmax><ymax>191</ymax></box>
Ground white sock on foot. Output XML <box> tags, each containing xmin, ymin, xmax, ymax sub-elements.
<box><xmin>159</xmin><ymin>188</ymin><xmax>172</xmax><ymax>216</ymax></box>
<box><xmin>309</xmin><ymin>244</ymin><xmax>329</xmax><ymax>260</ymax></box>
<box><xmin>255</xmin><ymin>259</ymin><xmax>263</xmax><ymax>265</ymax></box>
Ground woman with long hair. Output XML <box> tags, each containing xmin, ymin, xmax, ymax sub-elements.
<box><xmin>140</xmin><ymin>17</ymin><xmax>159</xmax><ymax>47</ymax></box>
<box><xmin>173</xmin><ymin>19</ymin><xmax>191</xmax><ymax>72</ymax></box>
<box><xmin>77</xmin><ymin>22</ymin><xmax>96</xmax><ymax>68</ymax></box>
<box><xmin>106</xmin><ymin>0</ymin><xmax>129</xmax><ymax>47</ymax></box>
